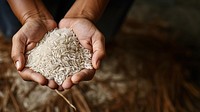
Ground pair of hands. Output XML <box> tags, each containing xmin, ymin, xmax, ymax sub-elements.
<box><xmin>11</xmin><ymin>18</ymin><xmax>105</xmax><ymax>91</ymax></box>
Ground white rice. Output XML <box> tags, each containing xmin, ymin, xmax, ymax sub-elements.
<box><xmin>26</xmin><ymin>28</ymin><xmax>93</xmax><ymax>85</ymax></box>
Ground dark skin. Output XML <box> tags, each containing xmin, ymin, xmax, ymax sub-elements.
<box><xmin>8</xmin><ymin>0</ymin><xmax>108</xmax><ymax>90</ymax></box>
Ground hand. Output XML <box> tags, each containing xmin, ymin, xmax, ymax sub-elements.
<box><xmin>59</xmin><ymin>18</ymin><xmax>105</xmax><ymax>89</ymax></box>
<box><xmin>11</xmin><ymin>18</ymin><xmax>60</xmax><ymax>89</ymax></box>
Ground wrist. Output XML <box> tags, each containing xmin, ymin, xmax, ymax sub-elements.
<box><xmin>7</xmin><ymin>0</ymin><xmax>53</xmax><ymax>25</ymax></box>
<box><xmin>21</xmin><ymin>10</ymin><xmax>41</xmax><ymax>24</ymax></box>
<box><xmin>22</xmin><ymin>10</ymin><xmax>53</xmax><ymax>24</ymax></box>
<box><xmin>64</xmin><ymin>0</ymin><xmax>109</xmax><ymax>23</ymax></box>
<box><xmin>65</xmin><ymin>8</ymin><xmax>96</xmax><ymax>23</ymax></box>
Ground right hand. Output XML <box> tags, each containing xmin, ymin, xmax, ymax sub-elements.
<box><xmin>11</xmin><ymin>18</ymin><xmax>61</xmax><ymax>89</ymax></box>
<box><xmin>59</xmin><ymin>18</ymin><xmax>106</xmax><ymax>89</ymax></box>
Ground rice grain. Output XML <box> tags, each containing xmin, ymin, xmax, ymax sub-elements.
<box><xmin>26</xmin><ymin>28</ymin><xmax>93</xmax><ymax>85</ymax></box>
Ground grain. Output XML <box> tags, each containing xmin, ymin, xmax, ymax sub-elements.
<box><xmin>26</xmin><ymin>28</ymin><xmax>93</xmax><ymax>85</ymax></box>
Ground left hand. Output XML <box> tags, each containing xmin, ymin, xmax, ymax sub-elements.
<box><xmin>59</xmin><ymin>17</ymin><xmax>106</xmax><ymax>89</ymax></box>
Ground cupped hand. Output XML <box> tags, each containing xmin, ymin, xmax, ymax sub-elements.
<box><xmin>59</xmin><ymin>18</ymin><xmax>106</xmax><ymax>89</ymax></box>
<box><xmin>11</xmin><ymin>19</ymin><xmax>60</xmax><ymax>89</ymax></box>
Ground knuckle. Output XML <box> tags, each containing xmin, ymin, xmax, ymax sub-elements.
<box><xmin>38</xmin><ymin>79</ymin><xmax>47</xmax><ymax>85</ymax></box>
<box><xmin>11</xmin><ymin>53</ymin><xmax>22</xmax><ymax>64</ymax></box>
<box><xmin>12</xmin><ymin>34</ymin><xmax>20</xmax><ymax>42</ymax></box>
<box><xmin>11</xmin><ymin>54</ymin><xmax>18</xmax><ymax>62</ymax></box>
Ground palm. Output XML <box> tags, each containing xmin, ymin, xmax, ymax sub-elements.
<box><xmin>22</xmin><ymin>20</ymin><xmax>56</xmax><ymax>50</ymax></box>
<box><xmin>60</xmin><ymin>18</ymin><xmax>99</xmax><ymax>50</ymax></box>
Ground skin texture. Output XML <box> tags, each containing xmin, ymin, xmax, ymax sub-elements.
<box><xmin>7</xmin><ymin>0</ymin><xmax>107</xmax><ymax>90</ymax></box>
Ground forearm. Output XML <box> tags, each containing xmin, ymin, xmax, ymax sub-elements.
<box><xmin>7</xmin><ymin>0</ymin><xmax>53</xmax><ymax>24</ymax></box>
<box><xmin>65</xmin><ymin>0</ymin><xmax>109</xmax><ymax>22</ymax></box>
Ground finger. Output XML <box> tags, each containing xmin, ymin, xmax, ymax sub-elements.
<box><xmin>62</xmin><ymin>76</ymin><xmax>74</xmax><ymax>89</ymax></box>
<box><xmin>47</xmin><ymin>80</ymin><xmax>59</xmax><ymax>89</ymax></box>
<box><xmin>57</xmin><ymin>86</ymin><xmax>64</xmax><ymax>91</ymax></box>
<box><xmin>71</xmin><ymin>69</ymin><xmax>95</xmax><ymax>84</ymax></box>
<box><xmin>44</xmin><ymin>20</ymin><xmax>57</xmax><ymax>31</ymax></box>
<box><xmin>19</xmin><ymin>68</ymin><xmax>48</xmax><ymax>85</ymax></box>
<box><xmin>58</xmin><ymin>19</ymin><xmax>71</xmax><ymax>28</ymax></box>
<box><xmin>11</xmin><ymin>32</ymin><xmax>26</xmax><ymax>71</ymax></box>
<box><xmin>26</xmin><ymin>42</ymin><xmax>37</xmax><ymax>52</ymax></box>
<box><xmin>92</xmin><ymin>32</ymin><xmax>106</xmax><ymax>69</ymax></box>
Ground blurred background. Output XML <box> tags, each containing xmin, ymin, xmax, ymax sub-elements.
<box><xmin>1</xmin><ymin>0</ymin><xmax>200</xmax><ymax>111</ymax></box>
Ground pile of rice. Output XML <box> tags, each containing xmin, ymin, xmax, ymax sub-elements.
<box><xmin>26</xmin><ymin>28</ymin><xmax>93</xmax><ymax>85</ymax></box>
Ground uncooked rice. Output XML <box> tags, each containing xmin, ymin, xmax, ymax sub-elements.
<box><xmin>26</xmin><ymin>28</ymin><xmax>93</xmax><ymax>85</ymax></box>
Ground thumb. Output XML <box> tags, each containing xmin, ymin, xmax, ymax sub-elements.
<box><xmin>92</xmin><ymin>32</ymin><xmax>106</xmax><ymax>69</ymax></box>
<box><xmin>11</xmin><ymin>32</ymin><xmax>26</xmax><ymax>71</ymax></box>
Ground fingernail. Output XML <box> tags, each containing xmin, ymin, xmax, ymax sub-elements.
<box><xmin>15</xmin><ymin>61</ymin><xmax>20</xmax><ymax>70</ymax></box>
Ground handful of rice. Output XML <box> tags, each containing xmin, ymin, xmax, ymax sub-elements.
<box><xmin>26</xmin><ymin>28</ymin><xmax>93</xmax><ymax>85</ymax></box>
